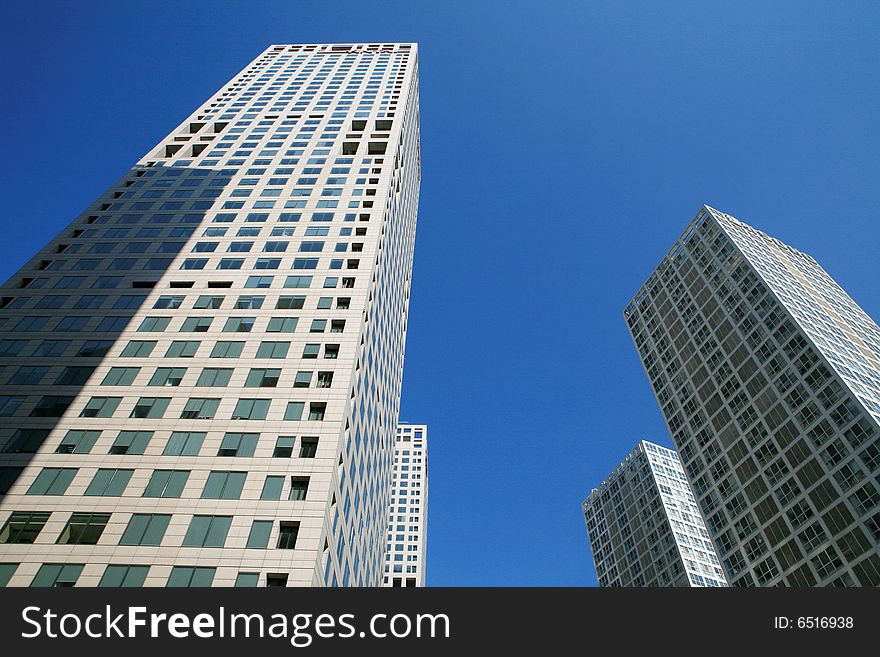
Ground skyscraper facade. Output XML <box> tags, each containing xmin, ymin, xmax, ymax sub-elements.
<box><xmin>383</xmin><ymin>424</ymin><xmax>428</xmax><ymax>587</ymax></box>
<box><xmin>0</xmin><ymin>42</ymin><xmax>420</xmax><ymax>588</ymax></box>
<box><xmin>583</xmin><ymin>440</ymin><xmax>727</xmax><ymax>587</ymax></box>
<box><xmin>624</xmin><ymin>206</ymin><xmax>880</xmax><ymax>587</ymax></box>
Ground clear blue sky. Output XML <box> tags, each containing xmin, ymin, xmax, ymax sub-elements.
<box><xmin>1</xmin><ymin>1</ymin><xmax>878</xmax><ymax>586</ymax></box>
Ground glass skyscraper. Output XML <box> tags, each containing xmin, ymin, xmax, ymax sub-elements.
<box><xmin>624</xmin><ymin>206</ymin><xmax>880</xmax><ymax>586</ymax></box>
<box><xmin>583</xmin><ymin>440</ymin><xmax>728</xmax><ymax>587</ymax></box>
<box><xmin>0</xmin><ymin>42</ymin><xmax>420</xmax><ymax>588</ymax></box>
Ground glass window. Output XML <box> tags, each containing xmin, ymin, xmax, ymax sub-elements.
<box><xmin>166</xmin><ymin>566</ymin><xmax>215</xmax><ymax>588</ymax></box>
<box><xmin>201</xmin><ymin>471</ymin><xmax>246</xmax><ymax>499</ymax></box>
<box><xmin>143</xmin><ymin>470</ymin><xmax>190</xmax><ymax>498</ymax></box>
<box><xmin>26</xmin><ymin>468</ymin><xmax>78</xmax><ymax>495</ymax></box>
<box><xmin>163</xmin><ymin>432</ymin><xmax>205</xmax><ymax>456</ymax></box>
<box><xmin>182</xmin><ymin>515</ymin><xmax>232</xmax><ymax>548</ymax></box>
<box><xmin>84</xmin><ymin>469</ymin><xmax>133</xmax><ymax>496</ymax></box>
<box><xmin>30</xmin><ymin>564</ymin><xmax>84</xmax><ymax>588</ymax></box>
<box><xmin>109</xmin><ymin>431</ymin><xmax>153</xmax><ymax>455</ymax></box>
<box><xmin>119</xmin><ymin>514</ymin><xmax>171</xmax><ymax>546</ymax></box>
<box><xmin>246</xmin><ymin>520</ymin><xmax>273</xmax><ymax>549</ymax></box>
<box><xmin>56</xmin><ymin>430</ymin><xmax>101</xmax><ymax>455</ymax></box>
<box><xmin>98</xmin><ymin>565</ymin><xmax>149</xmax><ymax>588</ymax></box>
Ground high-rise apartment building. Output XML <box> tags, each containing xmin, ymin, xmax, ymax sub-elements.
<box><xmin>583</xmin><ymin>440</ymin><xmax>727</xmax><ymax>587</ymax></box>
<box><xmin>383</xmin><ymin>424</ymin><xmax>428</xmax><ymax>587</ymax></box>
<box><xmin>624</xmin><ymin>206</ymin><xmax>880</xmax><ymax>586</ymax></box>
<box><xmin>0</xmin><ymin>42</ymin><xmax>420</xmax><ymax>588</ymax></box>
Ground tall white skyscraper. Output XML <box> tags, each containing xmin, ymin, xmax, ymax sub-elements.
<box><xmin>0</xmin><ymin>42</ymin><xmax>420</xmax><ymax>588</ymax></box>
<box><xmin>625</xmin><ymin>206</ymin><xmax>880</xmax><ymax>586</ymax></box>
<box><xmin>383</xmin><ymin>424</ymin><xmax>428</xmax><ymax>587</ymax></box>
<box><xmin>583</xmin><ymin>440</ymin><xmax>728</xmax><ymax>587</ymax></box>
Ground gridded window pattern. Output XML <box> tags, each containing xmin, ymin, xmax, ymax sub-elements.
<box><xmin>382</xmin><ymin>425</ymin><xmax>429</xmax><ymax>587</ymax></box>
<box><xmin>623</xmin><ymin>206</ymin><xmax>880</xmax><ymax>587</ymax></box>
<box><xmin>583</xmin><ymin>441</ymin><xmax>728</xmax><ymax>588</ymax></box>
<box><xmin>0</xmin><ymin>41</ymin><xmax>421</xmax><ymax>589</ymax></box>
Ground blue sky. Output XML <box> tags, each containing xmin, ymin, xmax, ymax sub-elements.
<box><xmin>1</xmin><ymin>1</ymin><xmax>878</xmax><ymax>585</ymax></box>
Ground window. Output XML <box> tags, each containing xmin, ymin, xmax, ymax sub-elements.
<box><xmin>167</xmin><ymin>567</ymin><xmax>215</xmax><ymax>588</ymax></box>
<box><xmin>294</xmin><ymin>371</ymin><xmax>313</xmax><ymax>388</ymax></box>
<box><xmin>27</xmin><ymin>468</ymin><xmax>78</xmax><ymax>495</ymax></box>
<box><xmin>0</xmin><ymin>512</ymin><xmax>51</xmax><ymax>544</ymax></box>
<box><xmin>284</xmin><ymin>275</ymin><xmax>312</xmax><ymax>288</ymax></box>
<box><xmin>218</xmin><ymin>432</ymin><xmax>259</xmax><ymax>457</ymax></box>
<box><xmin>119</xmin><ymin>514</ymin><xmax>171</xmax><ymax>546</ymax></box>
<box><xmin>80</xmin><ymin>396</ymin><xmax>121</xmax><ymax>418</ymax></box>
<box><xmin>165</xmin><ymin>340</ymin><xmax>200</xmax><ymax>358</ymax></box>
<box><xmin>29</xmin><ymin>395</ymin><xmax>75</xmax><ymax>417</ymax></box>
<box><xmin>223</xmin><ymin>317</ymin><xmax>255</xmax><ymax>332</ymax></box>
<box><xmin>148</xmin><ymin>367</ymin><xmax>186</xmax><ymax>386</ymax></box>
<box><xmin>2</xmin><ymin>429</ymin><xmax>51</xmax><ymax>454</ymax></box>
<box><xmin>137</xmin><ymin>317</ymin><xmax>170</xmax><ymax>332</ymax></box>
<box><xmin>273</xmin><ymin>436</ymin><xmax>294</xmax><ymax>457</ymax></box>
<box><xmin>180</xmin><ymin>398</ymin><xmax>220</xmax><ymax>419</ymax></box>
<box><xmin>235</xmin><ymin>295</ymin><xmax>265</xmax><ymax>309</ymax></box>
<box><xmin>244</xmin><ymin>275</ymin><xmax>273</xmax><ymax>288</ymax></box>
<box><xmin>182</xmin><ymin>515</ymin><xmax>232</xmax><ymax>548</ymax></box>
<box><xmin>0</xmin><ymin>562</ymin><xmax>19</xmax><ymax>587</ymax></box>
<box><xmin>201</xmin><ymin>471</ymin><xmax>246</xmax><ymax>499</ymax></box>
<box><xmin>0</xmin><ymin>396</ymin><xmax>25</xmax><ymax>416</ymax></box>
<box><xmin>302</xmin><ymin>344</ymin><xmax>319</xmax><ymax>359</ymax></box>
<box><xmin>276</xmin><ymin>295</ymin><xmax>305</xmax><ymax>309</ymax></box>
<box><xmin>246</xmin><ymin>520</ymin><xmax>273</xmax><ymax>549</ymax></box>
<box><xmin>255</xmin><ymin>341</ymin><xmax>289</xmax><ymax>358</ymax></box>
<box><xmin>267</xmin><ymin>317</ymin><xmax>298</xmax><ymax>332</ymax></box>
<box><xmin>120</xmin><ymin>340</ymin><xmax>157</xmax><ymax>357</ymax></box>
<box><xmin>54</xmin><ymin>366</ymin><xmax>95</xmax><ymax>386</ymax></box>
<box><xmin>163</xmin><ymin>432</ymin><xmax>205</xmax><ymax>456</ymax></box>
<box><xmin>154</xmin><ymin>295</ymin><xmax>184</xmax><ymax>309</ymax></box>
<box><xmin>277</xmin><ymin>522</ymin><xmax>299</xmax><ymax>549</ymax></box>
<box><xmin>180</xmin><ymin>317</ymin><xmax>213</xmax><ymax>332</ymax></box>
<box><xmin>98</xmin><ymin>565</ymin><xmax>149</xmax><ymax>587</ymax></box>
<box><xmin>196</xmin><ymin>368</ymin><xmax>233</xmax><ymax>387</ymax></box>
<box><xmin>57</xmin><ymin>513</ymin><xmax>111</xmax><ymax>545</ymax></box>
<box><xmin>30</xmin><ymin>564</ymin><xmax>84</xmax><ymax>588</ymax></box>
<box><xmin>193</xmin><ymin>295</ymin><xmax>224</xmax><ymax>309</ymax></box>
<box><xmin>76</xmin><ymin>340</ymin><xmax>111</xmax><ymax>357</ymax></box>
<box><xmin>216</xmin><ymin>391</ymin><xmax>269</xmax><ymax>424</ymax></box>
<box><xmin>316</xmin><ymin>371</ymin><xmax>333</xmax><ymax>388</ymax></box>
<box><xmin>143</xmin><ymin>470</ymin><xmax>190</xmax><ymax>498</ymax></box>
<box><xmin>266</xmin><ymin>573</ymin><xmax>288</xmax><ymax>587</ymax></box>
<box><xmin>256</xmin><ymin>473</ymin><xmax>284</xmax><ymax>500</ymax></box>
<box><xmin>129</xmin><ymin>397</ymin><xmax>170</xmax><ymax>418</ymax></box>
<box><xmin>101</xmin><ymin>367</ymin><xmax>140</xmax><ymax>386</ymax></box>
<box><xmin>8</xmin><ymin>366</ymin><xmax>47</xmax><ymax>386</ymax></box>
<box><xmin>55</xmin><ymin>430</ymin><xmax>101</xmax><ymax>455</ymax></box>
<box><xmin>308</xmin><ymin>402</ymin><xmax>326</xmax><ymax>421</ymax></box>
<box><xmin>234</xmin><ymin>573</ymin><xmax>259</xmax><ymax>587</ymax></box>
<box><xmin>299</xmin><ymin>438</ymin><xmax>319</xmax><ymax>459</ymax></box>
<box><xmin>289</xmin><ymin>477</ymin><xmax>309</xmax><ymax>501</ymax></box>
<box><xmin>84</xmin><ymin>469</ymin><xmax>133</xmax><ymax>496</ymax></box>
<box><xmin>310</xmin><ymin>319</ymin><xmax>327</xmax><ymax>333</ymax></box>
<box><xmin>210</xmin><ymin>341</ymin><xmax>244</xmax><ymax>358</ymax></box>
<box><xmin>109</xmin><ymin>431</ymin><xmax>153</xmax><ymax>455</ymax></box>
<box><xmin>284</xmin><ymin>402</ymin><xmax>305</xmax><ymax>421</ymax></box>
<box><xmin>245</xmin><ymin>368</ymin><xmax>281</xmax><ymax>387</ymax></box>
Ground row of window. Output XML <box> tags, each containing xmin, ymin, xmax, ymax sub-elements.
<box><xmin>2</xmin><ymin>366</ymin><xmax>334</xmax><ymax>389</ymax></box>
<box><xmin>1</xmin><ymin>429</ymin><xmax>317</xmax><ymax>458</ymax></box>
<box><xmin>1</xmin><ymin>511</ymin><xmax>300</xmax><ymax>550</ymax></box>
<box><xmin>0</xmin><ymin>395</ymin><xmax>328</xmax><ymax>422</ymax></box>
<box><xmin>1</xmin><ymin>562</ymin><xmax>296</xmax><ymax>588</ymax></box>
<box><xmin>0</xmin><ymin>339</ymin><xmax>341</xmax><ymax>360</ymax></box>
<box><xmin>13</xmin><ymin>467</ymin><xmax>310</xmax><ymax>500</ymax></box>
